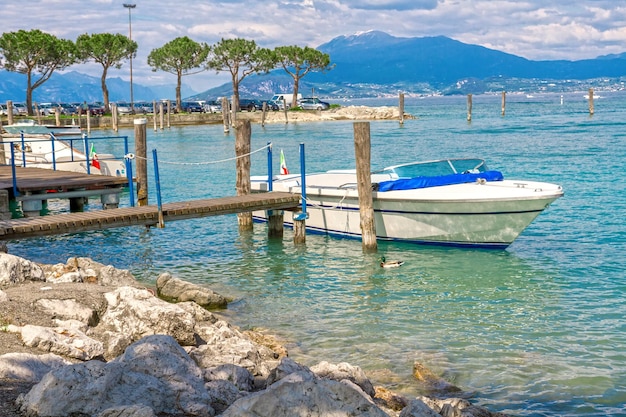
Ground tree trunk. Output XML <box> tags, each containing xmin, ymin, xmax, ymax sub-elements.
<box><xmin>292</xmin><ymin>77</ymin><xmax>300</xmax><ymax>109</ymax></box>
<box><xmin>176</xmin><ymin>70</ymin><xmax>182</xmax><ymax>112</ymax></box>
<box><xmin>26</xmin><ymin>72</ymin><xmax>34</xmax><ymax>116</ymax></box>
<box><xmin>101</xmin><ymin>67</ymin><xmax>110</xmax><ymax>113</ymax></box>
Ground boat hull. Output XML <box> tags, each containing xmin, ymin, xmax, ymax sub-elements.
<box><xmin>252</xmin><ymin>176</ymin><xmax>563</xmax><ymax>248</ymax></box>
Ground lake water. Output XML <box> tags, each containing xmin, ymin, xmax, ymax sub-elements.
<box><xmin>9</xmin><ymin>91</ymin><xmax>626</xmax><ymax>416</ymax></box>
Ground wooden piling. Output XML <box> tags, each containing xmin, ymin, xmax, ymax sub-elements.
<box><xmin>111</xmin><ymin>103</ymin><xmax>118</xmax><ymax>132</ymax></box>
<box><xmin>221</xmin><ymin>97</ymin><xmax>230</xmax><ymax>133</ymax></box>
<box><xmin>86</xmin><ymin>111</ymin><xmax>91</xmax><ymax>134</ymax></box>
<box><xmin>466</xmin><ymin>94</ymin><xmax>472</xmax><ymax>122</ymax></box>
<box><xmin>235</xmin><ymin>119</ymin><xmax>253</xmax><ymax>230</ymax></box>
<box><xmin>399</xmin><ymin>92</ymin><xmax>405</xmax><ymax>125</ymax></box>
<box><xmin>231</xmin><ymin>95</ymin><xmax>237</xmax><ymax>126</ymax></box>
<box><xmin>166</xmin><ymin>100</ymin><xmax>171</xmax><ymax>128</ymax></box>
<box><xmin>34</xmin><ymin>103</ymin><xmax>42</xmax><ymax>125</ymax></box>
<box><xmin>501</xmin><ymin>91</ymin><xmax>506</xmax><ymax>116</ymax></box>
<box><xmin>134</xmin><ymin>118</ymin><xmax>148</xmax><ymax>206</ymax></box>
<box><xmin>7</xmin><ymin>101</ymin><xmax>14</xmax><ymax>125</ymax></box>
<box><xmin>159</xmin><ymin>102</ymin><xmax>164</xmax><ymax>130</ymax></box>
<box><xmin>152</xmin><ymin>100</ymin><xmax>157</xmax><ymax>131</ymax></box>
<box><xmin>588</xmin><ymin>88</ymin><xmax>594</xmax><ymax>115</ymax></box>
<box><xmin>354</xmin><ymin>121</ymin><xmax>377</xmax><ymax>252</ymax></box>
<box><xmin>54</xmin><ymin>107</ymin><xmax>61</xmax><ymax>127</ymax></box>
<box><xmin>282</xmin><ymin>98</ymin><xmax>288</xmax><ymax>124</ymax></box>
<box><xmin>293</xmin><ymin>219</ymin><xmax>306</xmax><ymax>244</ymax></box>
<box><xmin>267</xmin><ymin>211</ymin><xmax>284</xmax><ymax>237</ymax></box>
<box><xmin>261</xmin><ymin>102</ymin><xmax>267</xmax><ymax>127</ymax></box>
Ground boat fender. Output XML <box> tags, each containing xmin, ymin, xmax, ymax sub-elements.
<box><xmin>125</xmin><ymin>153</ymin><xmax>135</xmax><ymax>160</ymax></box>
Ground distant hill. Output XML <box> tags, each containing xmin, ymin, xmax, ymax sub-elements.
<box><xmin>0</xmin><ymin>70</ymin><xmax>196</xmax><ymax>103</ymax></box>
<box><xmin>3</xmin><ymin>31</ymin><xmax>626</xmax><ymax>103</ymax></box>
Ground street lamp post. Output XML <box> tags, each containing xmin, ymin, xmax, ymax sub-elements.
<box><xmin>123</xmin><ymin>3</ymin><xmax>136</xmax><ymax>113</ymax></box>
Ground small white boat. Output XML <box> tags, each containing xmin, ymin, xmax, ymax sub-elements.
<box><xmin>2</xmin><ymin>119</ymin><xmax>82</xmax><ymax>136</ymax></box>
<box><xmin>251</xmin><ymin>158</ymin><xmax>563</xmax><ymax>248</ymax></box>
<box><xmin>1</xmin><ymin>133</ymin><xmax>126</xmax><ymax>177</ymax></box>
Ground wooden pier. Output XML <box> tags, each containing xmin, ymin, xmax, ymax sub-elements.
<box><xmin>0</xmin><ymin>192</ymin><xmax>300</xmax><ymax>240</ymax></box>
<box><xmin>0</xmin><ymin>166</ymin><xmax>300</xmax><ymax>240</ymax></box>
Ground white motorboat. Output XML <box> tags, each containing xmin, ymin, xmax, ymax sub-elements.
<box><xmin>2</xmin><ymin>119</ymin><xmax>82</xmax><ymax>136</ymax></box>
<box><xmin>251</xmin><ymin>158</ymin><xmax>563</xmax><ymax>248</ymax></box>
<box><xmin>1</xmin><ymin>133</ymin><xmax>126</xmax><ymax>177</ymax></box>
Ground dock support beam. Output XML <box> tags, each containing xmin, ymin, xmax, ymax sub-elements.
<box><xmin>267</xmin><ymin>211</ymin><xmax>284</xmax><ymax>237</ymax></box>
<box><xmin>354</xmin><ymin>122</ymin><xmax>377</xmax><ymax>252</ymax></box>
<box><xmin>134</xmin><ymin>118</ymin><xmax>148</xmax><ymax>206</ymax></box>
<box><xmin>235</xmin><ymin>119</ymin><xmax>253</xmax><ymax>231</ymax></box>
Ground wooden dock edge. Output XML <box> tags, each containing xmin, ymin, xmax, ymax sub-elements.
<box><xmin>0</xmin><ymin>192</ymin><xmax>300</xmax><ymax>240</ymax></box>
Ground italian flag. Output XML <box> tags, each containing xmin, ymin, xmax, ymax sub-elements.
<box><xmin>280</xmin><ymin>149</ymin><xmax>289</xmax><ymax>175</ymax></box>
<box><xmin>89</xmin><ymin>143</ymin><xmax>101</xmax><ymax>170</ymax></box>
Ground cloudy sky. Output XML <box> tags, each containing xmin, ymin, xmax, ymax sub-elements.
<box><xmin>3</xmin><ymin>0</ymin><xmax>626</xmax><ymax>92</ymax></box>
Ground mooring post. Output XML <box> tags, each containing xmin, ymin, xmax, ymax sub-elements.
<box><xmin>282</xmin><ymin>98</ymin><xmax>288</xmax><ymax>124</ymax></box>
<box><xmin>293</xmin><ymin>143</ymin><xmax>307</xmax><ymax>244</ymax></box>
<box><xmin>159</xmin><ymin>102</ymin><xmax>164</xmax><ymax>130</ymax></box>
<box><xmin>55</xmin><ymin>106</ymin><xmax>61</xmax><ymax>127</ymax></box>
<box><xmin>112</xmin><ymin>103</ymin><xmax>118</xmax><ymax>132</ymax></box>
<box><xmin>467</xmin><ymin>94</ymin><xmax>473</xmax><ymax>122</ymax></box>
<box><xmin>7</xmin><ymin>100</ymin><xmax>14</xmax><ymax>125</ymax></box>
<box><xmin>261</xmin><ymin>102</ymin><xmax>267</xmax><ymax>127</ymax></box>
<box><xmin>166</xmin><ymin>100</ymin><xmax>171</xmax><ymax>128</ymax></box>
<box><xmin>86</xmin><ymin>109</ymin><xmax>91</xmax><ymax>134</ymax></box>
<box><xmin>266</xmin><ymin>142</ymin><xmax>284</xmax><ymax>238</ymax></box>
<box><xmin>501</xmin><ymin>91</ymin><xmax>506</xmax><ymax>116</ymax></box>
<box><xmin>134</xmin><ymin>118</ymin><xmax>148</xmax><ymax>206</ymax></box>
<box><xmin>399</xmin><ymin>92</ymin><xmax>405</xmax><ymax>125</ymax></box>
<box><xmin>221</xmin><ymin>96</ymin><xmax>230</xmax><ymax>133</ymax></box>
<box><xmin>354</xmin><ymin>122</ymin><xmax>377</xmax><ymax>252</ymax></box>
<box><xmin>235</xmin><ymin>119</ymin><xmax>252</xmax><ymax>230</ymax></box>
<box><xmin>152</xmin><ymin>148</ymin><xmax>164</xmax><ymax>228</ymax></box>
<box><xmin>588</xmin><ymin>88</ymin><xmax>594</xmax><ymax>115</ymax></box>
<box><xmin>152</xmin><ymin>100</ymin><xmax>157</xmax><ymax>131</ymax></box>
<box><xmin>231</xmin><ymin>95</ymin><xmax>237</xmax><ymax>126</ymax></box>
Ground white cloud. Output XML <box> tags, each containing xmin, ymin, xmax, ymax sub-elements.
<box><xmin>1</xmin><ymin>0</ymin><xmax>625</xmax><ymax>91</ymax></box>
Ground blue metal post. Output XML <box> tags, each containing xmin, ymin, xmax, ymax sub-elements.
<box><xmin>50</xmin><ymin>133</ymin><xmax>57</xmax><ymax>171</ymax></box>
<box><xmin>299</xmin><ymin>142</ymin><xmax>306</xmax><ymax>215</ymax></box>
<box><xmin>153</xmin><ymin>148</ymin><xmax>164</xmax><ymax>228</ymax></box>
<box><xmin>83</xmin><ymin>134</ymin><xmax>91</xmax><ymax>175</ymax></box>
<box><xmin>20</xmin><ymin>132</ymin><xmax>26</xmax><ymax>167</ymax></box>
<box><xmin>267</xmin><ymin>142</ymin><xmax>273</xmax><ymax>191</ymax></box>
<box><xmin>124</xmin><ymin>136</ymin><xmax>135</xmax><ymax>207</ymax></box>
<box><xmin>10</xmin><ymin>145</ymin><xmax>18</xmax><ymax>197</ymax></box>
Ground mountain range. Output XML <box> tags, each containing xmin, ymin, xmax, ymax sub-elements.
<box><xmin>2</xmin><ymin>30</ymin><xmax>626</xmax><ymax>103</ymax></box>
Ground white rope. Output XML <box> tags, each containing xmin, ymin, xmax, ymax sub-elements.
<box><xmin>301</xmin><ymin>192</ymin><xmax>349</xmax><ymax>211</ymax></box>
<box><xmin>126</xmin><ymin>143</ymin><xmax>271</xmax><ymax>165</ymax></box>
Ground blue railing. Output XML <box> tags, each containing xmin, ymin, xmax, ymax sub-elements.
<box><xmin>3</xmin><ymin>133</ymin><xmax>133</xmax><ymax>201</ymax></box>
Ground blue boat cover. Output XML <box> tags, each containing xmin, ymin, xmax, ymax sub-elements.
<box><xmin>377</xmin><ymin>170</ymin><xmax>504</xmax><ymax>192</ymax></box>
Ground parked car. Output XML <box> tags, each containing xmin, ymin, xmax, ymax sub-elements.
<box><xmin>85</xmin><ymin>103</ymin><xmax>105</xmax><ymax>116</ymax></box>
<box><xmin>59</xmin><ymin>103</ymin><xmax>78</xmax><ymax>115</ymax></box>
<box><xmin>203</xmin><ymin>100</ymin><xmax>222</xmax><ymax>113</ymax></box>
<box><xmin>237</xmin><ymin>98</ymin><xmax>264</xmax><ymax>112</ymax></box>
<box><xmin>13</xmin><ymin>103</ymin><xmax>28</xmax><ymax>115</ymax></box>
<box><xmin>115</xmin><ymin>102</ymin><xmax>143</xmax><ymax>115</ymax></box>
<box><xmin>298</xmin><ymin>97</ymin><xmax>330</xmax><ymax>110</ymax></box>
<box><xmin>180</xmin><ymin>101</ymin><xmax>204</xmax><ymax>113</ymax></box>
<box><xmin>0</xmin><ymin>103</ymin><xmax>19</xmax><ymax>116</ymax></box>
<box><xmin>37</xmin><ymin>103</ymin><xmax>62</xmax><ymax>116</ymax></box>
<box><xmin>135</xmin><ymin>102</ymin><xmax>154</xmax><ymax>114</ymax></box>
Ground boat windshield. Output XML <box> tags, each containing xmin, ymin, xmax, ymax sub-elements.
<box><xmin>380</xmin><ymin>158</ymin><xmax>487</xmax><ymax>178</ymax></box>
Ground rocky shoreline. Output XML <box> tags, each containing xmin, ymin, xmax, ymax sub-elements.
<box><xmin>0</xmin><ymin>253</ymin><xmax>507</xmax><ymax>417</ymax></box>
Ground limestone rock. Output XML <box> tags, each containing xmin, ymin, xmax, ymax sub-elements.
<box><xmin>20</xmin><ymin>324</ymin><xmax>104</xmax><ymax>360</ymax></box>
<box><xmin>204</xmin><ymin>363</ymin><xmax>254</xmax><ymax>392</ymax></box>
<box><xmin>399</xmin><ymin>399</ymin><xmax>442</xmax><ymax>417</ymax></box>
<box><xmin>156</xmin><ymin>272</ymin><xmax>228</xmax><ymax>309</ymax></box>
<box><xmin>96</xmin><ymin>286</ymin><xmax>196</xmax><ymax>356</ymax></box>
<box><xmin>35</xmin><ymin>298</ymin><xmax>97</xmax><ymax>325</ymax></box>
<box><xmin>97</xmin><ymin>405</ymin><xmax>157</xmax><ymax>417</ymax></box>
<box><xmin>265</xmin><ymin>356</ymin><xmax>315</xmax><ymax>387</ymax></box>
<box><xmin>0</xmin><ymin>253</ymin><xmax>45</xmax><ymax>287</ymax></box>
<box><xmin>41</xmin><ymin>257</ymin><xmax>137</xmax><ymax>286</ymax></box>
<box><xmin>413</xmin><ymin>361</ymin><xmax>462</xmax><ymax>394</ymax></box>
<box><xmin>0</xmin><ymin>288</ymin><xmax>8</xmax><ymax>302</ymax></box>
<box><xmin>190</xmin><ymin>319</ymin><xmax>279</xmax><ymax>378</ymax></box>
<box><xmin>220</xmin><ymin>371</ymin><xmax>389</xmax><ymax>417</ymax></box>
<box><xmin>311</xmin><ymin>360</ymin><xmax>376</xmax><ymax>398</ymax></box>
<box><xmin>0</xmin><ymin>352</ymin><xmax>71</xmax><ymax>382</ymax></box>
<box><xmin>17</xmin><ymin>335</ymin><xmax>214</xmax><ymax>417</ymax></box>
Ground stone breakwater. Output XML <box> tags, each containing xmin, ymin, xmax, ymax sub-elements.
<box><xmin>0</xmin><ymin>253</ymin><xmax>507</xmax><ymax>417</ymax></box>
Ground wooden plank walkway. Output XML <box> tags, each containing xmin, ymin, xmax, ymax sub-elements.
<box><xmin>0</xmin><ymin>192</ymin><xmax>300</xmax><ymax>240</ymax></box>
<box><xmin>0</xmin><ymin>166</ymin><xmax>129</xmax><ymax>193</ymax></box>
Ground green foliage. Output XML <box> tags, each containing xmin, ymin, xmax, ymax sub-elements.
<box><xmin>0</xmin><ymin>29</ymin><xmax>76</xmax><ymax>115</ymax></box>
<box><xmin>206</xmin><ymin>38</ymin><xmax>275</xmax><ymax>106</ymax></box>
<box><xmin>272</xmin><ymin>45</ymin><xmax>333</xmax><ymax>108</ymax></box>
<box><xmin>76</xmin><ymin>33</ymin><xmax>137</xmax><ymax>70</ymax></box>
<box><xmin>76</xmin><ymin>33</ymin><xmax>137</xmax><ymax>112</ymax></box>
<box><xmin>148</xmin><ymin>36</ymin><xmax>210</xmax><ymax>110</ymax></box>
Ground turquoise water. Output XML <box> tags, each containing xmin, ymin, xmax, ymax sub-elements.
<box><xmin>9</xmin><ymin>92</ymin><xmax>626</xmax><ymax>416</ymax></box>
